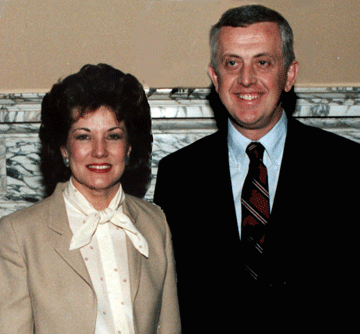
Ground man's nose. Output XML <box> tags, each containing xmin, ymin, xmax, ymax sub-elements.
<box><xmin>237</xmin><ymin>64</ymin><xmax>257</xmax><ymax>87</ymax></box>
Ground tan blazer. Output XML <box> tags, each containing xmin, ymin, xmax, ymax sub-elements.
<box><xmin>0</xmin><ymin>182</ymin><xmax>180</xmax><ymax>334</ymax></box>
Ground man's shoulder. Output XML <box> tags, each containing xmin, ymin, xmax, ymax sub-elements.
<box><xmin>289</xmin><ymin>117</ymin><xmax>360</xmax><ymax>152</ymax></box>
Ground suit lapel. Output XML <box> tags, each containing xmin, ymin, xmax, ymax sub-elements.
<box><xmin>264</xmin><ymin>118</ymin><xmax>306</xmax><ymax>277</ymax></box>
<box><xmin>47</xmin><ymin>183</ymin><xmax>93</xmax><ymax>287</ymax></box>
<box><xmin>211</xmin><ymin>130</ymin><xmax>241</xmax><ymax>248</ymax></box>
<box><xmin>270</xmin><ymin>118</ymin><xmax>305</xmax><ymax>225</ymax></box>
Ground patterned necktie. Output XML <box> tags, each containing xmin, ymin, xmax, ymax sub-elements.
<box><xmin>241</xmin><ymin>142</ymin><xmax>270</xmax><ymax>280</ymax></box>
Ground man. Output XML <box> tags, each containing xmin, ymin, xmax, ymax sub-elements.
<box><xmin>154</xmin><ymin>5</ymin><xmax>359</xmax><ymax>332</ymax></box>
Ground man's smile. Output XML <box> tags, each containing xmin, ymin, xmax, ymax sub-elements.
<box><xmin>236</xmin><ymin>93</ymin><xmax>263</xmax><ymax>101</ymax></box>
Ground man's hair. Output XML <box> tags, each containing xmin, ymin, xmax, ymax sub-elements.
<box><xmin>210</xmin><ymin>5</ymin><xmax>295</xmax><ymax>71</ymax></box>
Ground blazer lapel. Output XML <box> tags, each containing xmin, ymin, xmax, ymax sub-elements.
<box><xmin>47</xmin><ymin>183</ymin><xmax>93</xmax><ymax>287</ymax></box>
<box><xmin>122</xmin><ymin>197</ymin><xmax>142</xmax><ymax>304</ymax></box>
<box><xmin>47</xmin><ymin>183</ymin><xmax>145</xmax><ymax>301</ymax></box>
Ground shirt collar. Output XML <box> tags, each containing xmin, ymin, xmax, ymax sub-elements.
<box><xmin>228</xmin><ymin>111</ymin><xmax>288</xmax><ymax>164</ymax></box>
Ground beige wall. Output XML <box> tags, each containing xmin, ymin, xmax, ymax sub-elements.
<box><xmin>0</xmin><ymin>0</ymin><xmax>359</xmax><ymax>92</ymax></box>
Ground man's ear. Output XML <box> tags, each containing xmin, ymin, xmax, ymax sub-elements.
<box><xmin>284</xmin><ymin>60</ymin><xmax>299</xmax><ymax>93</ymax></box>
<box><xmin>207</xmin><ymin>64</ymin><xmax>219</xmax><ymax>93</ymax></box>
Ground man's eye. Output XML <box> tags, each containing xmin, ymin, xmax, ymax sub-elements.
<box><xmin>226</xmin><ymin>60</ymin><xmax>237</xmax><ymax>67</ymax></box>
<box><xmin>259</xmin><ymin>60</ymin><xmax>270</xmax><ymax>67</ymax></box>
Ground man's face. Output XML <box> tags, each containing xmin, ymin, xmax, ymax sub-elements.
<box><xmin>208</xmin><ymin>22</ymin><xmax>298</xmax><ymax>140</ymax></box>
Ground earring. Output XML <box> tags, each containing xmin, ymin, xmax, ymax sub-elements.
<box><xmin>63</xmin><ymin>157</ymin><xmax>70</xmax><ymax>167</ymax></box>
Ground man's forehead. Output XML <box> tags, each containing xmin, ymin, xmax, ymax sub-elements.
<box><xmin>219</xmin><ymin>22</ymin><xmax>281</xmax><ymax>39</ymax></box>
<box><xmin>217</xmin><ymin>23</ymin><xmax>282</xmax><ymax>53</ymax></box>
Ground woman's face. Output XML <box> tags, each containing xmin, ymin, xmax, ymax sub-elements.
<box><xmin>60</xmin><ymin>106</ymin><xmax>131</xmax><ymax>201</ymax></box>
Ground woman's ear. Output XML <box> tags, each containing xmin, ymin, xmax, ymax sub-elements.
<box><xmin>60</xmin><ymin>146</ymin><xmax>68</xmax><ymax>159</ymax></box>
<box><xmin>60</xmin><ymin>146</ymin><xmax>70</xmax><ymax>167</ymax></box>
<box><xmin>126</xmin><ymin>146</ymin><xmax>132</xmax><ymax>165</ymax></box>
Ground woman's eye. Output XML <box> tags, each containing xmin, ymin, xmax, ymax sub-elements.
<box><xmin>108</xmin><ymin>133</ymin><xmax>122</xmax><ymax>140</ymax></box>
<box><xmin>75</xmin><ymin>134</ymin><xmax>89</xmax><ymax>140</ymax></box>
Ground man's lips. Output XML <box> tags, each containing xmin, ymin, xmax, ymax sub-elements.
<box><xmin>236</xmin><ymin>93</ymin><xmax>264</xmax><ymax>101</ymax></box>
<box><xmin>86</xmin><ymin>164</ymin><xmax>112</xmax><ymax>173</ymax></box>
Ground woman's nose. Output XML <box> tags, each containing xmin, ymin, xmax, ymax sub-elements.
<box><xmin>92</xmin><ymin>139</ymin><xmax>108</xmax><ymax>157</ymax></box>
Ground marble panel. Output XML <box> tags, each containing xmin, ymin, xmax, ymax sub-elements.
<box><xmin>0</xmin><ymin>137</ymin><xmax>6</xmax><ymax>193</ymax></box>
<box><xmin>0</xmin><ymin>123</ymin><xmax>40</xmax><ymax>135</ymax></box>
<box><xmin>5</xmin><ymin>135</ymin><xmax>44</xmax><ymax>203</ymax></box>
<box><xmin>1</xmin><ymin>87</ymin><xmax>360</xmax><ymax>217</ymax></box>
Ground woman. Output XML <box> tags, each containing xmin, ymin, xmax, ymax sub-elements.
<box><xmin>0</xmin><ymin>64</ymin><xmax>180</xmax><ymax>334</ymax></box>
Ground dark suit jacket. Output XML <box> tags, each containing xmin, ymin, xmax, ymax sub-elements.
<box><xmin>154</xmin><ymin>117</ymin><xmax>360</xmax><ymax>332</ymax></box>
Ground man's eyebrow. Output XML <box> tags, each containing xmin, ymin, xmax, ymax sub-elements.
<box><xmin>220</xmin><ymin>54</ymin><xmax>241</xmax><ymax>63</ymax></box>
<box><xmin>221</xmin><ymin>52</ymin><xmax>275</xmax><ymax>60</ymax></box>
<box><xmin>254</xmin><ymin>52</ymin><xmax>273</xmax><ymax>58</ymax></box>
<box><xmin>222</xmin><ymin>53</ymin><xmax>241</xmax><ymax>58</ymax></box>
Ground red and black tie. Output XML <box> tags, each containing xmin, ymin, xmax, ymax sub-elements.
<box><xmin>241</xmin><ymin>142</ymin><xmax>270</xmax><ymax>280</ymax></box>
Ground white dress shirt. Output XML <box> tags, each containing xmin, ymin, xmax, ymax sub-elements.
<box><xmin>228</xmin><ymin>111</ymin><xmax>288</xmax><ymax>238</ymax></box>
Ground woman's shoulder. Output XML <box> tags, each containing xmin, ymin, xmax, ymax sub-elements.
<box><xmin>124</xmin><ymin>195</ymin><xmax>171</xmax><ymax>243</ymax></box>
<box><xmin>0</xmin><ymin>196</ymin><xmax>53</xmax><ymax>227</ymax></box>
<box><xmin>124</xmin><ymin>194</ymin><xmax>164</xmax><ymax>217</ymax></box>
<box><xmin>0</xmin><ymin>183</ymin><xmax>65</xmax><ymax>230</ymax></box>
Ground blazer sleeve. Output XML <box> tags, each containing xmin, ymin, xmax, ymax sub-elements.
<box><xmin>157</xmin><ymin>219</ymin><xmax>181</xmax><ymax>334</ymax></box>
<box><xmin>153</xmin><ymin>158</ymin><xmax>168</xmax><ymax>209</ymax></box>
<box><xmin>0</xmin><ymin>217</ymin><xmax>34</xmax><ymax>333</ymax></box>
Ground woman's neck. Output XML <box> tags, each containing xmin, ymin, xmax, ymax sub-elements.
<box><xmin>70</xmin><ymin>178</ymin><xmax>120</xmax><ymax>211</ymax></box>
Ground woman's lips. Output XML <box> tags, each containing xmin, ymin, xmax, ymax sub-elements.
<box><xmin>86</xmin><ymin>164</ymin><xmax>112</xmax><ymax>173</ymax></box>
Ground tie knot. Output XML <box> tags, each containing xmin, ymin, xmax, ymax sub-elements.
<box><xmin>246</xmin><ymin>142</ymin><xmax>265</xmax><ymax>161</ymax></box>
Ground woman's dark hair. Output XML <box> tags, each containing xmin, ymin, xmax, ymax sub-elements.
<box><xmin>39</xmin><ymin>63</ymin><xmax>152</xmax><ymax>198</ymax></box>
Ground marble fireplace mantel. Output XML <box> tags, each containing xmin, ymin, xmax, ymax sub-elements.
<box><xmin>1</xmin><ymin>86</ymin><xmax>360</xmax><ymax>217</ymax></box>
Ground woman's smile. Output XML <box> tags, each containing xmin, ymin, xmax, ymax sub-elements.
<box><xmin>86</xmin><ymin>163</ymin><xmax>113</xmax><ymax>173</ymax></box>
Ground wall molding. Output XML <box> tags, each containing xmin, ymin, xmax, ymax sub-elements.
<box><xmin>1</xmin><ymin>86</ymin><xmax>360</xmax><ymax>217</ymax></box>
<box><xmin>1</xmin><ymin>86</ymin><xmax>360</xmax><ymax>122</ymax></box>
